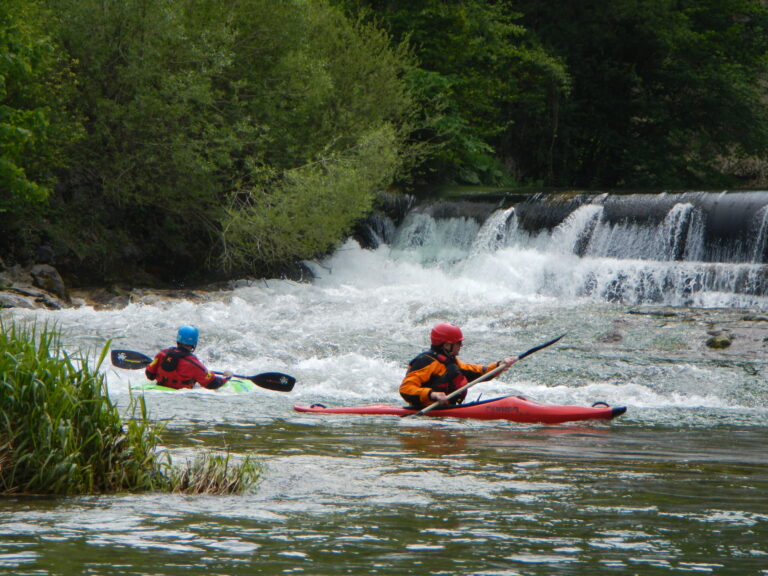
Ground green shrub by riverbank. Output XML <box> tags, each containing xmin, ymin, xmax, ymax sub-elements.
<box><xmin>0</xmin><ymin>321</ymin><xmax>256</xmax><ymax>495</ymax></box>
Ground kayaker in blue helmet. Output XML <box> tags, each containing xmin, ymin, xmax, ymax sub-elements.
<box><xmin>145</xmin><ymin>325</ymin><xmax>233</xmax><ymax>390</ymax></box>
<box><xmin>400</xmin><ymin>322</ymin><xmax>517</xmax><ymax>408</ymax></box>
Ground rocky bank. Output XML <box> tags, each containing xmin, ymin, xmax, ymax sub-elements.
<box><xmin>0</xmin><ymin>259</ymin><xmax>234</xmax><ymax>311</ymax></box>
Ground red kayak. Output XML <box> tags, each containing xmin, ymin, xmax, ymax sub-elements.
<box><xmin>294</xmin><ymin>395</ymin><xmax>627</xmax><ymax>424</ymax></box>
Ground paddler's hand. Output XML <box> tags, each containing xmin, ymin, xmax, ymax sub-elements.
<box><xmin>499</xmin><ymin>356</ymin><xmax>518</xmax><ymax>372</ymax></box>
<box><xmin>429</xmin><ymin>390</ymin><xmax>449</xmax><ymax>405</ymax></box>
<box><xmin>221</xmin><ymin>370</ymin><xmax>234</xmax><ymax>379</ymax></box>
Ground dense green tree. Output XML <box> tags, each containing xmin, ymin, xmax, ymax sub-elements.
<box><xmin>0</xmin><ymin>0</ymin><xmax>80</xmax><ymax>259</ymax></box>
<box><xmin>335</xmin><ymin>0</ymin><xmax>569</xmax><ymax>186</ymax></box>
<box><xmin>199</xmin><ymin>0</ymin><xmax>417</xmax><ymax>269</ymax></box>
<box><xmin>516</xmin><ymin>0</ymin><xmax>768</xmax><ymax>187</ymax></box>
<box><xmin>47</xmin><ymin>0</ymin><xmax>234</xmax><ymax>281</ymax></box>
<box><xmin>43</xmin><ymin>0</ymin><xmax>416</xmax><ymax>282</ymax></box>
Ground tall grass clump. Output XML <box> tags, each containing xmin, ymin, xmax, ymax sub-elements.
<box><xmin>0</xmin><ymin>320</ymin><xmax>170</xmax><ymax>494</ymax></box>
<box><xmin>169</xmin><ymin>452</ymin><xmax>261</xmax><ymax>495</ymax></box>
<box><xmin>0</xmin><ymin>320</ymin><xmax>259</xmax><ymax>495</ymax></box>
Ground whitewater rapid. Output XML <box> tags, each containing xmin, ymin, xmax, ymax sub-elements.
<box><xmin>5</xmin><ymin>204</ymin><xmax>768</xmax><ymax>429</ymax></box>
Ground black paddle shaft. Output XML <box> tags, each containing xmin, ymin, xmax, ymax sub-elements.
<box><xmin>517</xmin><ymin>334</ymin><xmax>566</xmax><ymax>361</ymax></box>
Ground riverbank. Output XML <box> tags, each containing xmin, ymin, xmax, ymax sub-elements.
<box><xmin>0</xmin><ymin>259</ymin><xmax>72</xmax><ymax>310</ymax></box>
<box><xmin>0</xmin><ymin>257</ymin><xmax>301</xmax><ymax>311</ymax></box>
<box><xmin>0</xmin><ymin>259</ymin><xmax>177</xmax><ymax>310</ymax></box>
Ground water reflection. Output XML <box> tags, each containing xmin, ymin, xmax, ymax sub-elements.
<box><xmin>397</xmin><ymin>426</ymin><xmax>470</xmax><ymax>456</ymax></box>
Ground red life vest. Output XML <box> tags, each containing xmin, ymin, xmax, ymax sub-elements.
<box><xmin>146</xmin><ymin>347</ymin><xmax>216</xmax><ymax>389</ymax></box>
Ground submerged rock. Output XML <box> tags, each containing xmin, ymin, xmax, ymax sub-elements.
<box><xmin>598</xmin><ymin>329</ymin><xmax>624</xmax><ymax>344</ymax></box>
<box><xmin>706</xmin><ymin>334</ymin><xmax>733</xmax><ymax>349</ymax></box>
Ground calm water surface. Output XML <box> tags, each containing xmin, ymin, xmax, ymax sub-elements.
<box><xmin>2</xmin><ymin>420</ymin><xmax>766</xmax><ymax>575</ymax></box>
<box><xmin>3</xmin><ymin>212</ymin><xmax>768</xmax><ymax>575</ymax></box>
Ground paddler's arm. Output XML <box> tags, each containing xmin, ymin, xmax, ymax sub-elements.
<box><xmin>457</xmin><ymin>356</ymin><xmax>518</xmax><ymax>379</ymax></box>
<box><xmin>145</xmin><ymin>353</ymin><xmax>162</xmax><ymax>381</ymax></box>
<box><xmin>184</xmin><ymin>355</ymin><xmax>233</xmax><ymax>390</ymax></box>
<box><xmin>203</xmin><ymin>370</ymin><xmax>233</xmax><ymax>390</ymax></box>
<box><xmin>400</xmin><ymin>361</ymin><xmax>444</xmax><ymax>407</ymax></box>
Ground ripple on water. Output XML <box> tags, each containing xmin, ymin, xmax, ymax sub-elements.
<box><xmin>4</xmin><ymin>240</ymin><xmax>768</xmax><ymax>575</ymax></box>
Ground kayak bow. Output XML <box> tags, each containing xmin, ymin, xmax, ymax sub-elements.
<box><xmin>294</xmin><ymin>395</ymin><xmax>627</xmax><ymax>425</ymax></box>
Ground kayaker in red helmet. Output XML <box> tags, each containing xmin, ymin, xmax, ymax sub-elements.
<box><xmin>400</xmin><ymin>322</ymin><xmax>517</xmax><ymax>408</ymax></box>
<box><xmin>145</xmin><ymin>325</ymin><xmax>233</xmax><ymax>390</ymax></box>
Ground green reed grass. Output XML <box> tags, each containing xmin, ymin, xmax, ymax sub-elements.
<box><xmin>0</xmin><ymin>320</ymin><xmax>258</xmax><ymax>495</ymax></box>
<box><xmin>169</xmin><ymin>452</ymin><xmax>261</xmax><ymax>495</ymax></box>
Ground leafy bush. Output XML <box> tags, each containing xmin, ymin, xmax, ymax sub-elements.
<box><xmin>221</xmin><ymin>124</ymin><xmax>401</xmax><ymax>267</ymax></box>
<box><xmin>37</xmin><ymin>0</ymin><xmax>418</xmax><ymax>282</ymax></box>
<box><xmin>0</xmin><ymin>0</ymin><xmax>83</xmax><ymax>261</ymax></box>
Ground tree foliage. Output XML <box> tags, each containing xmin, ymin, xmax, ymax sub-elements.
<box><xmin>206</xmin><ymin>0</ymin><xmax>417</xmax><ymax>267</ymax></box>
<box><xmin>48</xmin><ymin>0</ymin><xmax>238</xmax><ymax>277</ymax></box>
<box><xmin>515</xmin><ymin>0</ymin><xmax>768</xmax><ymax>187</ymax></box>
<box><xmin>2</xmin><ymin>0</ymin><xmax>768</xmax><ymax>285</ymax></box>
<box><xmin>41</xmin><ymin>0</ymin><xmax>416</xmax><ymax>281</ymax></box>
<box><xmin>337</xmin><ymin>0</ymin><xmax>570</xmax><ymax>186</ymax></box>
<box><xmin>0</xmin><ymin>2</ymin><xmax>49</xmax><ymax>208</ymax></box>
<box><xmin>222</xmin><ymin>124</ymin><xmax>401</xmax><ymax>267</ymax></box>
<box><xmin>0</xmin><ymin>0</ymin><xmax>80</xmax><ymax>253</ymax></box>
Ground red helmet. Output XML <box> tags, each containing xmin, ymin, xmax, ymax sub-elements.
<box><xmin>430</xmin><ymin>322</ymin><xmax>464</xmax><ymax>346</ymax></box>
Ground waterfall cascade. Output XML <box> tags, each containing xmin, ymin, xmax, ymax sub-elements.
<box><xmin>371</xmin><ymin>191</ymin><xmax>768</xmax><ymax>308</ymax></box>
<box><xmin>512</xmin><ymin>191</ymin><xmax>768</xmax><ymax>263</ymax></box>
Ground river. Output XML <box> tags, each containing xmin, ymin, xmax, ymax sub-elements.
<box><xmin>2</xmin><ymin>198</ymin><xmax>768</xmax><ymax>575</ymax></box>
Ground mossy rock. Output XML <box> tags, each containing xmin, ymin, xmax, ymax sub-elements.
<box><xmin>706</xmin><ymin>335</ymin><xmax>732</xmax><ymax>349</ymax></box>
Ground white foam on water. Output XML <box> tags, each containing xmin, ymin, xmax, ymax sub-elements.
<box><xmin>6</xmin><ymin>207</ymin><xmax>768</xmax><ymax>422</ymax></box>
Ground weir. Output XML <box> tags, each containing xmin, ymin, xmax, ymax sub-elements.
<box><xmin>513</xmin><ymin>191</ymin><xmax>768</xmax><ymax>263</ymax></box>
<box><xmin>369</xmin><ymin>190</ymin><xmax>768</xmax><ymax>308</ymax></box>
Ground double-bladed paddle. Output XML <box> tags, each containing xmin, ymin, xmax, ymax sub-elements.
<box><xmin>409</xmin><ymin>333</ymin><xmax>566</xmax><ymax>417</ymax></box>
<box><xmin>110</xmin><ymin>349</ymin><xmax>296</xmax><ymax>392</ymax></box>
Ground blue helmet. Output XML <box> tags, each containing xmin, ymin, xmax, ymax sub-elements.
<box><xmin>176</xmin><ymin>325</ymin><xmax>199</xmax><ymax>347</ymax></box>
